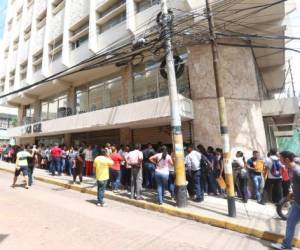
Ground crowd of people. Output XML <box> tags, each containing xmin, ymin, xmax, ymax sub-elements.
<box><xmin>3</xmin><ymin>142</ymin><xmax>300</xmax><ymax>249</ymax></box>
<box><xmin>2</xmin><ymin>142</ymin><xmax>294</xmax><ymax>207</ymax></box>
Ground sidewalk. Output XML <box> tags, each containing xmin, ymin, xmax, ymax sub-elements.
<box><xmin>1</xmin><ymin>161</ymin><xmax>300</xmax><ymax>248</ymax></box>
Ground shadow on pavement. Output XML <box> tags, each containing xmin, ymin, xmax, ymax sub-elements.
<box><xmin>0</xmin><ymin>234</ymin><xmax>9</xmax><ymax>244</ymax></box>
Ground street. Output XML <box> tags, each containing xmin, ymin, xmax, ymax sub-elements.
<box><xmin>0</xmin><ymin>171</ymin><xmax>273</xmax><ymax>250</ymax></box>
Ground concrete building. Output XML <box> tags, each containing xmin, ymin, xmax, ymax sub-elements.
<box><xmin>0</xmin><ymin>0</ymin><xmax>298</xmax><ymax>156</ymax></box>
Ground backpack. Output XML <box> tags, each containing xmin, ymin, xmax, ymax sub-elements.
<box><xmin>200</xmin><ymin>155</ymin><xmax>211</xmax><ymax>175</ymax></box>
<box><xmin>270</xmin><ymin>159</ymin><xmax>281</xmax><ymax>177</ymax></box>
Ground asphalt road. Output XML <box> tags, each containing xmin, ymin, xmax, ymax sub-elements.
<box><xmin>0</xmin><ymin>171</ymin><xmax>274</xmax><ymax>250</ymax></box>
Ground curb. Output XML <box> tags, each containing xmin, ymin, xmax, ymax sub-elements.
<box><xmin>1</xmin><ymin>166</ymin><xmax>300</xmax><ymax>247</ymax></box>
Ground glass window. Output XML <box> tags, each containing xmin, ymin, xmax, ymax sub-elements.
<box><xmin>136</xmin><ymin>0</ymin><xmax>160</xmax><ymax>13</ymax></box>
<box><xmin>89</xmin><ymin>84</ymin><xmax>104</xmax><ymax>111</ymax></box>
<box><xmin>41</xmin><ymin>102</ymin><xmax>48</xmax><ymax>121</ymax></box>
<box><xmin>133</xmin><ymin>61</ymin><xmax>160</xmax><ymax>102</ymax></box>
<box><xmin>106</xmin><ymin>77</ymin><xmax>123</xmax><ymax>107</ymax></box>
<box><xmin>48</xmin><ymin>100</ymin><xmax>58</xmax><ymax>120</ymax></box>
<box><xmin>76</xmin><ymin>90</ymin><xmax>88</xmax><ymax>113</ymax></box>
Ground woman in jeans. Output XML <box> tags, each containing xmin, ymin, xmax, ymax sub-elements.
<box><xmin>150</xmin><ymin>146</ymin><xmax>173</xmax><ymax>205</ymax></box>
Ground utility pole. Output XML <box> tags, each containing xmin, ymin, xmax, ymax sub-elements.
<box><xmin>205</xmin><ymin>0</ymin><xmax>236</xmax><ymax>217</ymax></box>
<box><xmin>160</xmin><ymin>0</ymin><xmax>187</xmax><ymax>208</ymax></box>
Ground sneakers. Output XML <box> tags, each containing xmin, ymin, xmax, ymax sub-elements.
<box><xmin>271</xmin><ymin>243</ymin><xmax>291</xmax><ymax>250</ymax></box>
<box><xmin>96</xmin><ymin>202</ymin><xmax>107</xmax><ymax>207</ymax></box>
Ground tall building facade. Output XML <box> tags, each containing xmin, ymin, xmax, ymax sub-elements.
<box><xmin>0</xmin><ymin>0</ymin><xmax>297</xmax><ymax>156</ymax></box>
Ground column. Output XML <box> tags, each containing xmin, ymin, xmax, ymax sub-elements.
<box><xmin>88</xmin><ymin>0</ymin><xmax>97</xmax><ymax>53</ymax></box>
<box><xmin>17</xmin><ymin>105</ymin><xmax>25</xmax><ymax>126</ymax></box>
<box><xmin>64</xmin><ymin>133</ymin><xmax>72</xmax><ymax>146</ymax></box>
<box><xmin>62</xmin><ymin>0</ymin><xmax>71</xmax><ymax>67</ymax></box>
<box><xmin>126</xmin><ymin>0</ymin><xmax>136</xmax><ymax>34</ymax></box>
<box><xmin>67</xmin><ymin>86</ymin><xmax>75</xmax><ymax>114</ymax></box>
<box><xmin>187</xmin><ymin>44</ymin><xmax>267</xmax><ymax>156</ymax></box>
<box><xmin>120</xmin><ymin>128</ymin><xmax>132</xmax><ymax>145</ymax></box>
<box><xmin>122</xmin><ymin>63</ymin><xmax>133</xmax><ymax>104</ymax></box>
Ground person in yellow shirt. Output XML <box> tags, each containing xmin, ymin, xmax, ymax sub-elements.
<box><xmin>93</xmin><ymin>149</ymin><xmax>114</xmax><ymax>207</ymax></box>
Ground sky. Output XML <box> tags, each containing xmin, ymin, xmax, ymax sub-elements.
<box><xmin>0</xmin><ymin>0</ymin><xmax>7</xmax><ymax>39</ymax></box>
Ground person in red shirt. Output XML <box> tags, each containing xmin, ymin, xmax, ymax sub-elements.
<box><xmin>109</xmin><ymin>146</ymin><xmax>123</xmax><ymax>193</ymax></box>
<box><xmin>50</xmin><ymin>144</ymin><xmax>62</xmax><ymax>176</ymax></box>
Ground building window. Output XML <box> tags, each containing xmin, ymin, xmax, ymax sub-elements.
<box><xmin>7</xmin><ymin>19</ymin><xmax>13</xmax><ymax>31</ymax></box>
<box><xmin>49</xmin><ymin>35</ymin><xmax>63</xmax><ymax>61</ymax></box>
<box><xmin>36</xmin><ymin>10</ymin><xmax>46</xmax><ymax>29</ymax></box>
<box><xmin>98</xmin><ymin>11</ymin><xmax>126</xmax><ymax>34</ymax></box>
<box><xmin>0</xmin><ymin>78</ymin><xmax>5</xmax><ymax>93</ymax></box>
<box><xmin>20</xmin><ymin>61</ymin><xmax>28</xmax><ymax>81</ymax></box>
<box><xmin>24</xmin><ymin>105</ymin><xmax>34</xmax><ymax>124</ymax></box>
<box><xmin>33</xmin><ymin>50</ymin><xmax>43</xmax><ymax>72</ymax></box>
<box><xmin>4</xmin><ymin>48</ymin><xmax>9</xmax><ymax>59</ymax></box>
<box><xmin>136</xmin><ymin>0</ymin><xmax>160</xmax><ymax>13</ymax></box>
<box><xmin>13</xmin><ymin>38</ymin><xmax>19</xmax><ymax>50</ymax></box>
<box><xmin>27</xmin><ymin>0</ymin><xmax>34</xmax><ymax>8</ymax></box>
<box><xmin>96</xmin><ymin>0</ymin><xmax>126</xmax><ymax>34</ymax></box>
<box><xmin>9</xmin><ymin>70</ymin><xmax>15</xmax><ymax>88</ymax></box>
<box><xmin>16</xmin><ymin>7</ymin><xmax>23</xmax><ymax>21</ymax></box>
<box><xmin>41</xmin><ymin>94</ymin><xmax>68</xmax><ymax>121</ymax></box>
<box><xmin>24</xmin><ymin>26</ymin><xmax>31</xmax><ymax>41</ymax></box>
<box><xmin>70</xmin><ymin>18</ymin><xmax>89</xmax><ymax>50</ymax></box>
<box><xmin>76</xmin><ymin>75</ymin><xmax>123</xmax><ymax>114</ymax></box>
<box><xmin>52</xmin><ymin>0</ymin><xmax>65</xmax><ymax>15</ymax></box>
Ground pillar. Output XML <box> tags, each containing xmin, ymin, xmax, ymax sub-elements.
<box><xmin>120</xmin><ymin>128</ymin><xmax>132</xmax><ymax>145</ymax></box>
<box><xmin>67</xmin><ymin>86</ymin><xmax>75</xmax><ymax>114</ymax></box>
<box><xmin>17</xmin><ymin>105</ymin><xmax>25</xmax><ymax>126</ymax></box>
<box><xmin>121</xmin><ymin>64</ymin><xmax>133</xmax><ymax>104</ymax></box>
<box><xmin>64</xmin><ymin>133</ymin><xmax>71</xmax><ymax>147</ymax></box>
<box><xmin>187</xmin><ymin>44</ymin><xmax>267</xmax><ymax>157</ymax></box>
<box><xmin>32</xmin><ymin>100</ymin><xmax>41</xmax><ymax>122</ymax></box>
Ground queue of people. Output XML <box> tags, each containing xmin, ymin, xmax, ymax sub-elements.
<box><xmin>5</xmin><ymin>142</ymin><xmax>293</xmax><ymax>207</ymax></box>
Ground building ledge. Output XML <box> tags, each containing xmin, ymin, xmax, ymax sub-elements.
<box><xmin>8</xmin><ymin>95</ymin><xmax>194</xmax><ymax>138</ymax></box>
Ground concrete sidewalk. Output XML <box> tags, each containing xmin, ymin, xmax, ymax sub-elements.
<box><xmin>1</xmin><ymin>161</ymin><xmax>300</xmax><ymax>248</ymax></box>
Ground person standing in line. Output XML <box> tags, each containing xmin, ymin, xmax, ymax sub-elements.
<box><xmin>83</xmin><ymin>145</ymin><xmax>93</xmax><ymax>176</ymax></box>
<box><xmin>105</xmin><ymin>143</ymin><xmax>112</xmax><ymax>156</ymax></box>
<box><xmin>150</xmin><ymin>145</ymin><xmax>173</xmax><ymax>205</ymax></box>
<box><xmin>126</xmin><ymin>144</ymin><xmax>144</xmax><ymax>200</ymax></box>
<box><xmin>27</xmin><ymin>145</ymin><xmax>36</xmax><ymax>187</ymax></box>
<box><xmin>121</xmin><ymin>145</ymin><xmax>131</xmax><ymax>193</ymax></box>
<box><xmin>93</xmin><ymin>149</ymin><xmax>114</xmax><ymax>207</ymax></box>
<box><xmin>72</xmin><ymin>147</ymin><xmax>84</xmax><ymax>184</ymax></box>
<box><xmin>271</xmin><ymin>151</ymin><xmax>300</xmax><ymax>250</ymax></box>
<box><xmin>61</xmin><ymin>146</ymin><xmax>67</xmax><ymax>175</ymax></box>
<box><xmin>262</xmin><ymin>149</ymin><xmax>283</xmax><ymax>204</ymax></box>
<box><xmin>11</xmin><ymin>146</ymin><xmax>33</xmax><ymax>189</ymax></box>
<box><xmin>109</xmin><ymin>146</ymin><xmax>123</xmax><ymax>193</ymax></box>
<box><xmin>143</xmin><ymin>143</ymin><xmax>156</xmax><ymax>189</ymax></box>
<box><xmin>50</xmin><ymin>143</ymin><xmax>62</xmax><ymax>176</ymax></box>
<box><xmin>185</xmin><ymin>145</ymin><xmax>203</xmax><ymax>202</ymax></box>
<box><xmin>233</xmin><ymin>151</ymin><xmax>248</xmax><ymax>203</ymax></box>
<box><xmin>281</xmin><ymin>164</ymin><xmax>291</xmax><ymax>198</ymax></box>
<box><xmin>247</xmin><ymin>150</ymin><xmax>265</xmax><ymax>203</ymax></box>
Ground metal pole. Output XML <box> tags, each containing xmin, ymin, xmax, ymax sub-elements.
<box><xmin>160</xmin><ymin>0</ymin><xmax>187</xmax><ymax>208</ymax></box>
<box><xmin>205</xmin><ymin>0</ymin><xmax>236</xmax><ymax>217</ymax></box>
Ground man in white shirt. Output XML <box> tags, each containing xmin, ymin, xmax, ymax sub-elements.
<box><xmin>261</xmin><ymin>148</ymin><xmax>283</xmax><ymax>204</ymax></box>
<box><xmin>126</xmin><ymin>144</ymin><xmax>143</xmax><ymax>200</ymax></box>
<box><xmin>185</xmin><ymin>145</ymin><xmax>203</xmax><ymax>202</ymax></box>
<box><xmin>83</xmin><ymin>145</ymin><xmax>93</xmax><ymax>176</ymax></box>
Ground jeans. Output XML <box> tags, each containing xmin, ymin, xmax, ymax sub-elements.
<box><xmin>131</xmin><ymin>167</ymin><xmax>143</xmax><ymax>199</ymax></box>
<box><xmin>282</xmin><ymin>201</ymin><xmax>300</xmax><ymax>249</ymax></box>
<box><xmin>144</xmin><ymin>162</ymin><xmax>156</xmax><ymax>188</ymax></box>
<box><xmin>97</xmin><ymin>180</ymin><xmax>108</xmax><ymax>204</ymax></box>
<box><xmin>110</xmin><ymin>169</ymin><xmax>121</xmax><ymax>191</ymax></box>
<box><xmin>192</xmin><ymin>170</ymin><xmax>203</xmax><ymax>200</ymax></box>
<box><xmin>28</xmin><ymin>165</ymin><xmax>34</xmax><ymax>186</ymax></box>
<box><xmin>252</xmin><ymin>174</ymin><xmax>263</xmax><ymax>202</ymax></box>
<box><xmin>168</xmin><ymin>171</ymin><xmax>175</xmax><ymax>198</ymax></box>
<box><xmin>61</xmin><ymin>158</ymin><xmax>66</xmax><ymax>173</ymax></box>
<box><xmin>262</xmin><ymin>178</ymin><xmax>283</xmax><ymax>204</ymax></box>
<box><xmin>50</xmin><ymin>157</ymin><xmax>61</xmax><ymax>174</ymax></box>
<box><xmin>66</xmin><ymin>159</ymin><xmax>72</xmax><ymax>176</ymax></box>
<box><xmin>238</xmin><ymin>175</ymin><xmax>248</xmax><ymax>202</ymax></box>
<box><xmin>155</xmin><ymin>171</ymin><xmax>169</xmax><ymax>204</ymax></box>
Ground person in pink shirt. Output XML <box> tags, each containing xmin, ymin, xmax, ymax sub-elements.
<box><xmin>109</xmin><ymin>146</ymin><xmax>123</xmax><ymax>193</ymax></box>
<box><xmin>150</xmin><ymin>145</ymin><xmax>173</xmax><ymax>205</ymax></box>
